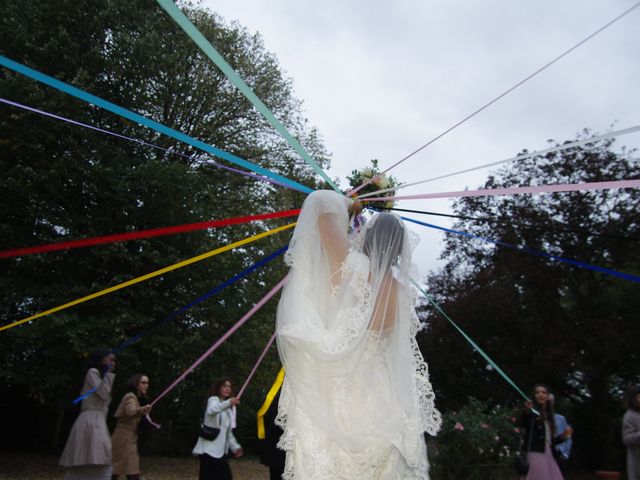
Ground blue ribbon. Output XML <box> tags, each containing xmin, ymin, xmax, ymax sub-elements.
<box><xmin>73</xmin><ymin>245</ymin><xmax>287</xmax><ymax>404</ymax></box>
<box><xmin>0</xmin><ymin>55</ymin><xmax>313</xmax><ymax>194</ymax></box>
<box><xmin>402</xmin><ymin>216</ymin><xmax>640</xmax><ymax>283</ymax></box>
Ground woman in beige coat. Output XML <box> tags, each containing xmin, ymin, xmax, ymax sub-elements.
<box><xmin>111</xmin><ymin>374</ymin><xmax>152</xmax><ymax>480</ymax></box>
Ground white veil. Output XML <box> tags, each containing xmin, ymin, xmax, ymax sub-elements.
<box><xmin>276</xmin><ymin>190</ymin><xmax>441</xmax><ymax>476</ymax></box>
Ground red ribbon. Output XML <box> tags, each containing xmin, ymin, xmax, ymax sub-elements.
<box><xmin>0</xmin><ymin>209</ymin><xmax>300</xmax><ymax>259</ymax></box>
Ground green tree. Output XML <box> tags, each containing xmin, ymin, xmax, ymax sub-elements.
<box><xmin>418</xmin><ymin>135</ymin><xmax>640</xmax><ymax>469</ymax></box>
<box><xmin>0</xmin><ymin>0</ymin><xmax>328</xmax><ymax>452</ymax></box>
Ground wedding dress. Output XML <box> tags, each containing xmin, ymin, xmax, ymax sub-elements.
<box><xmin>276</xmin><ymin>190</ymin><xmax>441</xmax><ymax>480</ymax></box>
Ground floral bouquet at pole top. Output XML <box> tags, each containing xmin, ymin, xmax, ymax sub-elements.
<box><xmin>346</xmin><ymin>159</ymin><xmax>400</xmax><ymax>236</ymax></box>
<box><xmin>346</xmin><ymin>159</ymin><xmax>399</xmax><ymax>210</ymax></box>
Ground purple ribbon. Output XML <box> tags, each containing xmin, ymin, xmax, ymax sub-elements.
<box><xmin>0</xmin><ymin>97</ymin><xmax>294</xmax><ymax>191</ymax></box>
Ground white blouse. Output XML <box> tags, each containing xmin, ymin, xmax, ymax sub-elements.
<box><xmin>192</xmin><ymin>396</ymin><xmax>241</xmax><ymax>459</ymax></box>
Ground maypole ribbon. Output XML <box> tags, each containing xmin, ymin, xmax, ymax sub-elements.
<box><xmin>402</xmin><ymin>216</ymin><xmax>640</xmax><ymax>283</ymax></box>
<box><xmin>112</xmin><ymin>246</ymin><xmax>288</xmax><ymax>354</ymax></box>
<box><xmin>237</xmin><ymin>331</ymin><xmax>277</xmax><ymax>399</ymax></box>
<box><xmin>156</xmin><ymin>0</ymin><xmax>340</xmax><ymax>193</ymax></box>
<box><xmin>0</xmin><ymin>223</ymin><xmax>295</xmax><ymax>332</ymax></box>
<box><xmin>348</xmin><ymin>1</ymin><xmax>640</xmax><ymax>196</ymax></box>
<box><xmin>415</xmin><ymin>282</ymin><xmax>531</xmax><ymax>404</ymax></box>
<box><xmin>363</xmin><ymin>179</ymin><xmax>640</xmax><ymax>202</ymax></box>
<box><xmin>73</xmin><ymin>247</ymin><xmax>287</xmax><ymax>404</ymax></box>
<box><xmin>151</xmin><ymin>277</ymin><xmax>288</xmax><ymax>406</ymax></box>
<box><xmin>357</xmin><ymin>124</ymin><xmax>640</xmax><ymax>200</ymax></box>
<box><xmin>257</xmin><ymin>368</ymin><xmax>285</xmax><ymax>439</ymax></box>
<box><xmin>0</xmin><ymin>55</ymin><xmax>312</xmax><ymax>194</ymax></box>
<box><xmin>0</xmin><ymin>209</ymin><xmax>299</xmax><ymax>259</ymax></box>
<box><xmin>375</xmin><ymin>206</ymin><xmax>640</xmax><ymax>243</ymax></box>
<box><xmin>0</xmin><ymin>97</ymin><xmax>300</xmax><ymax>193</ymax></box>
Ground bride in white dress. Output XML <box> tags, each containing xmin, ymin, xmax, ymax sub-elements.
<box><xmin>276</xmin><ymin>190</ymin><xmax>441</xmax><ymax>480</ymax></box>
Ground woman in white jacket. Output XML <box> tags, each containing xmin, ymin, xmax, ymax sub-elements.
<box><xmin>622</xmin><ymin>384</ymin><xmax>640</xmax><ymax>480</ymax></box>
<box><xmin>193</xmin><ymin>378</ymin><xmax>243</xmax><ymax>480</ymax></box>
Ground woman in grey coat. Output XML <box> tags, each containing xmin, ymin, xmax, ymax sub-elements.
<box><xmin>622</xmin><ymin>384</ymin><xmax>640</xmax><ymax>480</ymax></box>
<box><xmin>59</xmin><ymin>350</ymin><xmax>116</xmax><ymax>480</ymax></box>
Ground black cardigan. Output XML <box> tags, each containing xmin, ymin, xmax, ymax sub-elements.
<box><xmin>519</xmin><ymin>410</ymin><xmax>564</xmax><ymax>453</ymax></box>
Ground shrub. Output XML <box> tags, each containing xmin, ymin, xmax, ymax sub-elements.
<box><xmin>428</xmin><ymin>398</ymin><xmax>522</xmax><ymax>480</ymax></box>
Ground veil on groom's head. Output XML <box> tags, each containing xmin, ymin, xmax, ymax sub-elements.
<box><xmin>361</xmin><ymin>212</ymin><xmax>407</xmax><ymax>276</ymax></box>
<box><xmin>363</xmin><ymin>213</ymin><xmax>404</xmax><ymax>263</ymax></box>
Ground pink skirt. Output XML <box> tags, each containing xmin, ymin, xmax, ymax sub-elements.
<box><xmin>522</xmin><ymin>443</ymin><xmax>564</xmax><ymax>480</ymax></box>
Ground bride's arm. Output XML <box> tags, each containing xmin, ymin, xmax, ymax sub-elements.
<box><xmin>300</xmin><ymin>189</ymin><xmax>354</xmax><ymax>272</ymax></box>
<box><xmin>318</xmin><ymin>211</ymin><xmax>349</xmax><ymax>269</ymax></box>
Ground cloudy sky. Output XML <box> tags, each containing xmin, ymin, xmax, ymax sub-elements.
<box><xmin>201</xmin><ymin>0</ymin><xmax>640</xmax><ymax>278</ymax></box>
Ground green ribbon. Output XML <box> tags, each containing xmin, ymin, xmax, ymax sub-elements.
<box><xmin>157</xmin><ymin>0</ymin><xmax>340</xmax><ymax>192</ymax></box>
<box><xmin>415</xmin><ymin>282</ymin><xmax>532</xmax><ymax>404</ymax></box>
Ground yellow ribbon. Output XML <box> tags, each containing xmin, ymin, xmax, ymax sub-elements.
<box><xmin>1</xmin><ymin>223</ymin><xmax>295</xmax><ymax>332</ymax></box>
<box><xmin>256</xmin><ymin>367</ymin><xmax>285</xmax><ymax>439</ymax></box>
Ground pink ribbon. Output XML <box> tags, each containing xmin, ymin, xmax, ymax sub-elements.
<box><xmin>364</xmin><ymin>179</ymin><xmax>640</xmax><ymax>202</ymax></box>
<box><xmin>151</xmin><ymin>277</ymin><xmax>287</xmax><ymax>406</ymax></box>
<box><xmin>145</xmin><ymin>413</ymin><xmax>162</xmax><ymax>429</ymax></box>
<box><xmin>237</xmin><ymin>331</ymin><xmax>277</xmax><ymax>399</ymax></box>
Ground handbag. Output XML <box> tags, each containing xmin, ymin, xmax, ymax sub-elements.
<box><xmin>199</xmin><ymin>402</ymin><xmax>222</xmax><ymax>441</ymax></box>
<box><xmin>199</xmin><ymin>424</ymin><xmax>221</xmax><ymax>441</ymax></box>
<box><xmin>514</xmin><ymin>416</ymin><xmax>534</xmax><ymax>475</ymax></box>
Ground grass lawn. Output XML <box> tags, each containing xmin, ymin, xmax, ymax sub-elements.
<box><xmin>0</xmin><ymin>453</ymin><xmax>269</xmax><ymax>479</ymax></box>
<box><xmin>0</xmin><ymin>453</ymin><xmax>608</xmax><ymax>479</ymax></box>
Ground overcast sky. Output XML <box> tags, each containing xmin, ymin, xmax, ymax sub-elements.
<box><xmin>201</xmin><ymin>0</ymin><xmax>640</xmax><ymax>278</ymax></box>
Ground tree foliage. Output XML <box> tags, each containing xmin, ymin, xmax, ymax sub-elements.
<box><xmin>0</xmin><ymin>0</ymin><xmax>328</xmax><ymax>452</ymax></box>
<box><xmin>418</xmin><ymin>135</ymin><xmax>640</xmax><ymax>468</ymax></box>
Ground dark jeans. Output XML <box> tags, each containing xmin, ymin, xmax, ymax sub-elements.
<box><xmin>199</xmin><ymin>453</ymin><xmax>232</xmax><ymax>480</ymax></box>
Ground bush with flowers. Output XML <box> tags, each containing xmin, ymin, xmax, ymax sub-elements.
<box><xmin>428</xmin><ymin>398</ymin><xmax>523</xmax><ymax>480</ymax></box>
<box><xmin>346</xmin><ymin>159</ymin><xmax>399</xmax><ymax>209</ymax></box>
